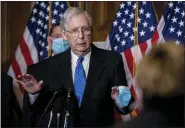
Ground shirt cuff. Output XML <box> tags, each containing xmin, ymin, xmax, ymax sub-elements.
<box><xmin>28</xmin><ymin>93</ymin><xmax>39</xmax><ymax>104</ymax></box>
<box><xmin>116</xmin><ymin>103</ymin><xmax>126</xmax><ymax>112</ymax></box>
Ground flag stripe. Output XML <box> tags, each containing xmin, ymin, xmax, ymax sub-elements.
<box><xmin>145</xmin><ymin>39</ymin><xmax>153</xmax><ymax>54</ymax></box>
<box><xmin>19</xmin><ymin>37</ymin><xmax>34</xmax><ymax>66</ymax></box>
<box><xmin>124</xmin><ymin>49</ymin><xmax>134</xmax><ymax>77</ymax></box>
<box><xmin>11</xmin><ymin>58</ymin><xmax>24</xmax><ymax>94</ymax></box>
<box><xmin>131</xmin><ymin>44</ymin><xmax>143</xmax><ymax>65</ymax></box>
<box><xmin>121</xmin><ymin>53</ymin><xmax>133</xmax><ymax>88</ymax></box>
<box><xmin>139</xmin><ymin>42</ymin><xmax>147</xmax><ymax>56</ymax></box>
<box><xmin>130</xmin><ymin>85</ymin><xmax>137</xmax><ymax>99</ymax></box>
<box><xmin>8</xmin><ymin>66</ymin><xmax>15</xmax><ymax>78</ymax></box>
<box><xmin>11</xmin><ymin>58</ymin><xmax>22</xmax><ymax>78</ymax></box>
<box><xmin>15</xmin><ymin>46</ymin><xmax>27</xmax><ymax>74</ymax></box>
<box><xmin>153</xmin><ymin>16</ymin><xmax>165</xmax><ymax>43</ymax></box>
<box><xmin>151</xmin><ymin>31</ymin><xmax>159</xmax><ymax>44</ymax></box>
<box><xmin>23</xmin><ymin>27</ymin><xmax>39</xmax><ymax>64</ymax></box>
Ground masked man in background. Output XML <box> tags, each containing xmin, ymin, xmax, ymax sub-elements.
<box><xmin>47</xmin><ymin>22</ymin><xmax>69</xmax><ymax>56</ymax></box>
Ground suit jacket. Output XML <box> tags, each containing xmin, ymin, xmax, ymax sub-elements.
<box><xmin>22</xmin><ymin>44</ymin><xmax>132</xmax><ymax>127</ymax></box>
<box><xmin>1</xmin><ymin>72</ymin><xmax>22</xmax><ymax>127</ymax></box>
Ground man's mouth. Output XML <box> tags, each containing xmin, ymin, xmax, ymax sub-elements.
<box><xmin>77</xmin><ymin>43</ymin><xmax>86</xmax><ymax>45</ymax></box>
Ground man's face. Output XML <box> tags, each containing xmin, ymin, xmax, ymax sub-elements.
<box><xmin>63</xmin><ymin>14</ymin><xmax>92</xmax><ymax>56</ymax></box>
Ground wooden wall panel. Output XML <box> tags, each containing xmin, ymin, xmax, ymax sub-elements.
<box><xmin>2</xmin><ymin>2</ymin><xmax>10</xmax><ymax>68</ymax></box>
<box><xmin>1</xmin><ymin>2</ymin><xmax>32</xmax><ymax>72</ymax></box>
<box><xmin>86</xmin><ymin>2</ymin><xmax>121</xmax><ymax>42</ymax></box>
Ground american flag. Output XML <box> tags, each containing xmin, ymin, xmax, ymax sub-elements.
<box><xmin>105</xmin><ymin>1</ymin><xmax>158</xmax><ymax>118</ymax></box>
<box><xmin>7</xmin><ymin>1</ymin><xmax>68</xmax><ymax>107</ymax></box>
<box><xmin>152</xmin><ymin>1</ymin><xmax>185</xmax><ymax>45</ymax></box>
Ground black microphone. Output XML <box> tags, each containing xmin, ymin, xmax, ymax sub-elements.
<box><xmin>63</xmin><ymin>88</ymin><xmax>73</xmax><ymax>128</ymax></box>
<box><xmin>37</xmin><ymin>90</ymin><xmax>60</xmax><ymax>127</ymax></box>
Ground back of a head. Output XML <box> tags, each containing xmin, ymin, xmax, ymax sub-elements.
<box><xmin>136</xmin><ymin>42</ymin><xmax>184</xmax><ymax>97</ymax></box>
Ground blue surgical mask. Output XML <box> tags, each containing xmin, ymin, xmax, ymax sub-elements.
<box><xmin>51</xmin><ymin>38</ymin><xmax>69</xmax><ymax>54</ymax></box>
<box><xmin>116</xmin><ymin>86</ymin><xmax>131</xmax><ymax>108</ymax></box>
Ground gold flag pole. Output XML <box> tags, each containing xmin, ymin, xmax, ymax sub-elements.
<box><xmin>133</xmin><ymin>1</ymin><xmax>139</xmax><ymax>78</ymax></box>
<box><xmin>48</xmin><ymin>1</ymin><xmax>52</xmax><ymax>57</ymax></box>
<box><xmin>151</xmin><ymin>2</ymin><xmax>159</xmax><ymax>45</ymax></box>
<box><xmin>131</xmin><ymin>1</ymin><xmax>139</xmax><ymax>118</ymax></box>
<box><xmin>67</xmin><ymin>1</ymin><xmax>71</xmax><ymax>8</ymax></box>
<box><xmin>152</xmin><ymin>2</ymin><xmax>158</xmax><ymax>22</ymax></box>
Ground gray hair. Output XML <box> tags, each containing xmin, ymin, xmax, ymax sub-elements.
<box><xmin>60</xmin><ymin>7</ymin><xmax>93</xmax><ymax>31</ymax></box>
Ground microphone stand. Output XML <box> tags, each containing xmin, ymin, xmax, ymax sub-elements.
<box><xmin>47</xmin><ymin>109</ymin><xmax>53</xmax><ymax>128</ymax></box>
<box><xmin>64</xmin><ymin>111</ymin><xmax>70</xmax><ymax>128</ymax></box>
<box><xmin>37</xmin><ymin>91</ymin><xmax>59</xmax><ymax>127</ymax></box>
<box><xmin>63</xmin><ymin>89</ymin><xmax>73</xmax><ymax>128</ymax></box>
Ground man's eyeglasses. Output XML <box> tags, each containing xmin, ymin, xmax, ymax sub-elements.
<box><xmin>65</xmin><ymin>27</ymin><xmax>91</xmax><ymax>37</ymax></box>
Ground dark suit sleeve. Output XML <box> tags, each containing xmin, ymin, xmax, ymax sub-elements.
<box><xmin>22</xmin><ymin>58</ymin><xmax>66</xmax><ymax>127</ymax></box>
<box><xmin>113</xmin><ymin>54</ymin><xmax>135</xmax><ymax>115</ymax></box>
<box><xmin>113</xmin><ymin>54</ymin><xmax>128</xmax><ymax>86</ymax></box>
<box><xmin>21</xmin><ymin>62</ymin><xmax>53</xmax><ymax>127</ymax></box>
<box><xmin>22</xmin><ymin>87</ymin><xmax>53</xmax><ymax>127</ymax></box>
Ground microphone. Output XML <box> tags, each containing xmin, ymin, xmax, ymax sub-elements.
<box><xmin>63</xmin><ymin>88</ymin><xmax>73</xmax><ymax>128</ymax></box>
<box><xmin>66</xmin><ymin>88</ymin><xmax>73</xmax><ymax>110</ymax></box>
<box><xmin>37</xmin><ymin>90</ymin><xmax>60</xmax><ymax>127</ymax></box>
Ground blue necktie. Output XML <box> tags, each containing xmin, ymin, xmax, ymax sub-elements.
<box><xmin>74</xmin><ymin>57</ymin><xmax>86</xmax><ymax>107</ymax></box>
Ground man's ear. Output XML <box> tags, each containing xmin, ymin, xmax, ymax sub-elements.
<box><xmin>63</xmin><ymin>31</ymin><xmax>68</xmax><ymax>40</ymax></box>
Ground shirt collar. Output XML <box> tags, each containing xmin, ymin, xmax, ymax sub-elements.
<box><xmin>71</xmin><ymin>50</ymin><xmax>91</xmax><ymax>64</ymax></box>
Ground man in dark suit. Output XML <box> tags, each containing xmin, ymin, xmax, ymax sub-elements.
<box><xmin>16</xmin><ymin>7</ymin><xmax>134</xmax><ymax>127</ymax></box>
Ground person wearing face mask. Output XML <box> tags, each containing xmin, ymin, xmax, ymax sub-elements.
<box><xmin>17</xmin><ymin>7</ymin><xmax>135</xmax><ymax>127</ymax></box>
<box><xmin>47</xmin><ymin>23</ymin><xmax>69</xmax><ymax>56</ymax></box>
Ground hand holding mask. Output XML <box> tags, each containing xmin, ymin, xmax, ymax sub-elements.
<box><xmin>115</xmin><ymin>86</ymin><xmax>131</xmax><ymax>108</ymax></box>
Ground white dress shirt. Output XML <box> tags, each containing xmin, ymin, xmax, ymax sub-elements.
<box><xmin>29</xmin><ymin>51</ymin><xmax>91</xmax><ymax>104</ymax></box>
<box><xmin>71</xmin><ymin>50</ymin><xmax>91</xmax><ymax>82</ymax></box>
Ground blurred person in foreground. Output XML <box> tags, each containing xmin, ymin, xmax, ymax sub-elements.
<box><xmin>123</xmin><ymin>42</ymin><xmax>184</xmax><ymax>128</ymax></box>
<box><xmin>16</xmin><ymin>7</ymin><xmax>135</xmax><ymax>127</ymax></box>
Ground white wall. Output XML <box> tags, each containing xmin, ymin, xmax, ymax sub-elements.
<box><xmin>93</xmin><ymin>42</ymin><xmax>106</xmax><ymax>49</ymax></box>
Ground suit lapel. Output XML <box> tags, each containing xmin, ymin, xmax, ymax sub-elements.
<box><xmin>59</xmin><ymin>49</ymin><xmax>74</xmax><ymax>90</ymax></box>
<box><xmin>56</xmin><ymin>49</ymin><xmax>80</xmax><ymax>112</ymax></box>
<box><xmin>80</xmin><ymin>45</ymin><xmax>105</xmax><ymax>108</ymax></box>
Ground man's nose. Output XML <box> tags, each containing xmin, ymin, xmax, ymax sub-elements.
<box><xmin>78</xmin><ymin>30</ymin><xmax>84</xmax><ymax>39</ymax></box>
